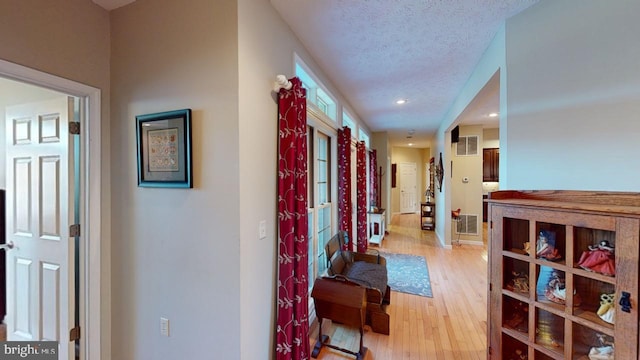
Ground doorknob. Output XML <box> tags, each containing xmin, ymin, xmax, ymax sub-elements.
<box><xmin>0</xmin><ymin>241</ymin><xmax>14</xmax><ymax>251</ymax></box>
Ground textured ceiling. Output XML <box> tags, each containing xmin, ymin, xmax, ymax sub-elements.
<box><xmin>271</xmin><ymin>0</ymin><xmax>538</xmax><ymax>147</ymax></box>
<box><xmin>93</xmin><ymin>0</ymin><xmax>538</xmax><ymax>147</ymax></box>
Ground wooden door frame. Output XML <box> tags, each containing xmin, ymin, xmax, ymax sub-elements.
<box><xmin>0</xmin><ymin>59</ymin><xmax>103</xmax><ymax>360</ymax></box>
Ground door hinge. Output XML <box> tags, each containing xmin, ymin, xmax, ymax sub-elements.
<box><xmin>489</xmin><ymin>283</ymin><xmax>493</xmax><ymax>292</ymax></box>
<box><xmin>69</xmin><ymin>121</ymin><xmax>80</xmax><ymax>135</ymax></box>
<box><xmin>70</xmin><ymin>224</ymin><xmax>81</xmax><ymax>237</ymax></box>
<box><xmin>488</xmin><ymin>346</ymin><xmax>492</xmax><ymax>356</ymax></box>
<box><xmin>489</xmin><ymin>220</ymin><xmax>493</xmax><ymax>229</ymax></box>
<box><xmin>70</xmin><ymin>326</ymin><xmax>81</xmax><ymax>341</ymax></box>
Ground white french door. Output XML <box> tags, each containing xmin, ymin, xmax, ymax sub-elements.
<box><xmin>5</xmin><ymin>97</ymin><xmax>75</xmax><ymax>359</ymax></box>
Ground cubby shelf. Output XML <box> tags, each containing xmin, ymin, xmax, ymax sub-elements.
<box><xmin>487</xmin><ymin>190</ymin><xmax>640</xmax><ymax>359</ymax></box>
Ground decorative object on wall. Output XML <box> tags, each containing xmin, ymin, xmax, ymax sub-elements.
<box><xmin>391</xmin><ymin>163</ymin><xmax>397</xmax><ymax>188</ymax></box>
<box><xmin>337</xmin><ymin>126</ymin><xmax>352</xmax><ymax>249</ymax></box>
<box><xmin>356</xmin><ymin>141</ymin><xmax>368</xmax><ymax>253</ymax></box>
<box><xmin>136</xmin><ymin>109</ymin><xmax>192</xmax><ymax>188</ymax></box>
<box><xmin>427</xmin><ymin>157</ymin><xmax>435</xmax><ymax>201</ymax></box>
<box><xmin>436</xmin><ymin>152</ymin><xmax>444</xmax><ymax>192</ymax></box>
<box><xmin>274</xmin><ymin>76</ymin><xmax>310</xmax><ymax>360</ymax></box>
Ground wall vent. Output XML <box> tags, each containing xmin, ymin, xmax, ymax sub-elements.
<box><xmin>455</xmin><ymin>214</ymin><xmax>479</xmax><ymax>235</ymax></box>
<box><xmin>456</xmin><ymin>135</ymin><xmax>479</xmax><ymax>156</ymax></box>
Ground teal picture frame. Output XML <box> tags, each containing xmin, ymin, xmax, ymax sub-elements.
<box><xmin>136</xmin><ymin>109</ymin><xmax>192</xmax><ymax>188</ymax></box>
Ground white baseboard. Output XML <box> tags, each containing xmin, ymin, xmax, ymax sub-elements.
<box><xmin>454</xmin><ymin>239</ymin><xmax>484</xmax><ymax>246</ymax></box>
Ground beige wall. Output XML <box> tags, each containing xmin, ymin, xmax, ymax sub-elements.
<box><xmin>450</xmin><ymin>125</ymin><xmax>483</xmax><ymax>243</ymax></box>
<box><xmin>505</xmin><ymin>0</ymin><xmax>640</xmax><ymax>191</ymax></box>
<box><xmin>110</xmin><ymin>0</ymin><xmax>241</xmax><ymax>359</ymax></box>
<box><xmin>483</xmin><ymin>128</ymin><xmax>499</xmax><ymax>149</ymax></box>
<box><xmin>0</xmin><ymin>1</ymin><xmax>112</xmax><ymax>357</ymax></box>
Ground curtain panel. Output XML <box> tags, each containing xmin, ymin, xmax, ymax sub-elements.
<box><xmin>337</xmin><ymin>126</ymin><xmax>352</xmax><ymax>248</ymax></box>
<box><xmin>356</xmin><ymin>141</ymin><xmax>368</xmax><ymax>253</ymax></box>
<box><xmin>275</xmin><ymin>77</ymin><xmax>310</xmax><ymax>360</ymax></box>
<box><xmin>369</xmin><ymin>149</ymin><xmax>377</xmax><ymax>208</ymax></box>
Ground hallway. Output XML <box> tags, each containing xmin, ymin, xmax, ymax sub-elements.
<box><xmin>310</xmin><ymin>213</ymin><xmax>489</xmax><ymax>359</ymax></box>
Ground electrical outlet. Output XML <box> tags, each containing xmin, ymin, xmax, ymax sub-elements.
<box><xmin>259</xmin><ymin>220</ymin><xmax>267</xmax><ymax>239</ymax></box>
<box><xmin>160</xmin><ymin>317</ymin><xmax>170</xmax><ymax>337</ymax></box>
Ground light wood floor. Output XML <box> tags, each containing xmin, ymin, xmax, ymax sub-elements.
<box><xmin>309</xmin><ymin>214</ymin><xmax>489</xmax><ymax>360</ymax></box>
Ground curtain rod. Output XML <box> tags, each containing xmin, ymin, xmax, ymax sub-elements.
<box><xmin>273</xmin><ymin>74</ymin><xmax>292</xmax><ymax>92</ymax></box>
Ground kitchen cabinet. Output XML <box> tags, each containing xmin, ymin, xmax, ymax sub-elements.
<box><xmin>483</xmin><ymin>194</ymin><xmax>488</xmax><ymax>222</ymax></box>
<box><xmin>483</xmin><ymin>148</ymin><xmax>499</xmax><ymax>182</ymax></box>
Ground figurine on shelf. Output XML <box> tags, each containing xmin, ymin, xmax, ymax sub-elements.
<box><xmin>504</xmin><ymin>301</ymin><xmax>528</xmax><ymax>333</ymax></box>
<box><xmin>597</xmin><ymin>293</ymin><xmax>615</xmax><ymax>325</ymax></box>
<box><xmin>507</xmin><ymin>349</ymin><xmax>527</xmax><ymax>360</ymax></box>
<box><xmin>578</xmin><ymin>240</ymin><xmax>615</xmax><ymax>276</ymax></box>
<box><xmin>506</xmin><ymin>271</ymin><xmax>529</xmax><ymax>294</ymax></box>
<box><xmin>588</xmin><ymin>333</ymin><xmax>614</xmax><ymax>360</ymax></box>
<box><xmin>536</xmin><ymin>230</ymin><xmax>562</xmax><ymax>261</ymax></box>
<box><xmin>619</xmin><ymin>291</ymin><xmax>631</xmax><ymax>313</ymax></box>
<box><xmin>544</xmin><ymin>270</ymin><xmax>581</xmax><ymax>307</ymax></box>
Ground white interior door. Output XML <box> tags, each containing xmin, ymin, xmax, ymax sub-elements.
<box><xmin>5</xmin><ymin>97</ymin><xmax>74</xmax><ymax>359</ymax></box>
<box><xmin>399</xmin><ymin>162</ymin><xmax>417</xmax><ymax>213</ymax></box>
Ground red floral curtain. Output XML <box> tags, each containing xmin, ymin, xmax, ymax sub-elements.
<box><xmin>369</xmin><ymin>149</ymin><xmax>377</xmax><ymax>208</ymax></box>
<box><xmin>276</xmin><ymin>77</ymin><xmax>310</xmax><ymax>360</ymax></box>
<box><xmin>356</xmin><ymin>141</ymin><xmax>368</xmax><ymax>253</ymax></box>
<box><xmin>337</xmin><ymin>126</ymin><xmax>352</xmax><ymax>249</ymax></box>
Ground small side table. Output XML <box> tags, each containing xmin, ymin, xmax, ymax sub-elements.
<box><xmin>368</xmin><ymin>209</ymin><xmax>386</xmax><ymax>246</ymax></box>
<box><xmin>421</xmin><ymin>202</ymin><xmax>435</xmax><ymax>230</ymax></box>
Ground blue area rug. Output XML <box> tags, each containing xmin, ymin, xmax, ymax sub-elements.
<box><xmin>381</xmin><ymin>252</ymin><xmax>433</xmax><ymax>298</ymax></box>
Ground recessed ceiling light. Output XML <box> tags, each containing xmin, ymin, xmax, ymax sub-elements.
<box><xmin>396</xmin><ymin>99</ymin><xmax>407</xmax><ymax>105</ymax></box>
<box><xmin>408</xmin><ymin>143</ymin><xmax>414</xmax><ymax>146</ymax></box>
<box><xmin>489</xmin><ymin>112</ymin><xmax>499</xmax><ymax>117</ymax></box>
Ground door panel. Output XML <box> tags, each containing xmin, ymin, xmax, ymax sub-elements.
<box><xmin>15</xmin><ymin>258</ymin><xmax>32</xmax><ymax>338</ymax></box>
<box><xmin>14</xmin><ymin>158</ymin><xmax>33</xmax><ymax>235</ymax></box>
<box><xmin>41</xmin><ymin>262</ymin><xmax>60</xmax><ymax>341</ymax></box>
<box><xmin>6</xmin><ymin>97</ymin><xmax>74</xmax><ymax>359</ymax></box>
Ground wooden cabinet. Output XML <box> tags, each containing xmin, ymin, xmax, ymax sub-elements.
<box><xmin>486</xmin><ymin>190</ymin><xmax>640</xmax><ymax>359</ymax></box>
<box><xmin>483</xmin><ymin>194</ymin><xmax>489</xmax><ymax>222</ymax></box>
<box><xmin>483</xmin><ymin>148</ymin><xmax>499</xmax><ymax>182</ymax></box>
<box><xmin>421</xmin><ymin>202</ymin><xmax>435</xmax><ymax>230</ymax></box>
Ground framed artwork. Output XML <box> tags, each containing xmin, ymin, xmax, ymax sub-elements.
<box><xmin>436</xmin><ymin>152</ymin><xmax>444</xmax><ymax>192</ymax></box>
<box><xmin>136</xmin><ymin>109</ymin><xmax>192</xmax><ymax>188</ymax></box>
